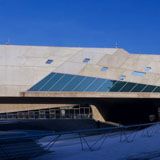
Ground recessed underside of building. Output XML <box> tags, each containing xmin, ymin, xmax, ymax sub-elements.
<box><xmin>1</xmin><ymin>45</ymin><xmax>160</xmax><ymax>125</ymax></box>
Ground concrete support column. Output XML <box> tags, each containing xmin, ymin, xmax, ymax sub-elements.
<box><xmin>91</xmin><ymin>105</ymin><xmax>105</xmax><ymax>122</ymax></box>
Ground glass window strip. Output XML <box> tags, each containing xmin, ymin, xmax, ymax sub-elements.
<box><xmin>109</xmin><ymin>81</ymin><xmax>126</xmax><ymax>92</ymax></box>
<box><xmin>152</xmin><ymin>86</ymin><xmax>159</xmax><ymax>92</ymax></box>
<box><xmin>62</xmin><ymin>76</ymin><xmax>84</xmax><ymax>91</ymax></box>
<box><xmin>129</xmin><ymin>83</ymin><xmax>138</xmax><ymax>92</ymax></box>
<box><xmin>130</xmin><ymin>84</ymin><xmax>146</xmax><ymax>92</ymax></box>
<box><xmin>107</xmin><ymin>80</ymin><xmax>119</xmax><ymax>92</ymax></box>
<box><xmin>95</xmin><ymin>79</ymin><xmax>107</xmax><ymax>92</ymax></box>
<box><xmin>120</xmin><ymin>83</ymin><xmax>137</xmax><ymax>92</ymax></box>
<box><xmin>148</xmin><ymin>86</ymin><xmax>156</xmax><ymax>92</ymax></box>
<box><xmin>48</xmin><ymin>74</ymin><xmax>65</xmax><ymax>91</ymax></box>
<box><xmin>31</xmin><ymin>70</ymin><xmax>139</xmax><ymax>92</ymax></box>
<box><xmin>38</xmin><ymin>72</ymin><xmax>57</xmax><ymax>91</ymax></box>
<box><xmin>153</xmin><ymin>87</ymin><xmax>160</xmax><ymax>92</ymax></box>
<box><xmin>140</xmin><ymin>85</ymin><xmax>148</xmax><ymax>92</ymax></box>
<box><xmin>28</xmin><ymin>73</ymin><xmax>54</xmax><ymax>91</ymax></box>
<box><xmin>142</xmin><ymin>85</ymin><xmax>156</xmax><ymax>92</ymax></box>
<box><xmin>49</xmin><ymin>74</ymin><xmax>74</xmax><ymax>91</ymax></box>
<box><xmin>72</xmin><ymin>76</ymin><xmax>87</xmax><ymax>91</ymax></box>
<box><xmin>91</xmin><ymin>79</ymin><xmax>106</xmax><ymax>92</ymax></box>
<box><xmin>150</xmin><ymin>86</ymin><xmax>156</xmax><ymax>92</ymax></box>
<box><xmin>40</xmin><ymin>73</ymin><xmax>64</xmax><ymax>91</ymax></box>
<box><xmin>96</xmin><ymin>80</ymin><xmax>116</xmax><ymax>92</ymax></box>
<box><xmin>84</xmin><ymin>78</ymin><xmax>97</xmax><ymax>91</ymax></box>
<box><xmin>30</xmin><ymin>71</ymin><xmax>131</xmax><ymax>92</ymax></box>
<box><xmin>118</xmin><ymin>82</ymin><xmax>128</xmax><ymax>92</ymax></box>
<box><xmin>138</xmin><ymin>84</ymin><xmax>147</xmax><ymax>92</ymax></box>
<box><xmin>74</xmin><ymin>77</ymin><xmax>96</xmax><ymax>91</ymax></box>
<box><xmin>60</xmin><ymin>75</ymin><xmax>76</xmax><ymax>91</ymax></box>
<box><xmin>30</xmin><ymin>71</ymin><xmax>160</xmax><ymax>93</ymax></box>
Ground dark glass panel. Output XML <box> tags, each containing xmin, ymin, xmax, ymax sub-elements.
<box><xmin>110</xmin><ymin>81</ymin><xmax>126</xmax><ymax>92</ymax></box>
<box><xmin>131</xmin><ymin>84</ymin><xmax>146</xmax><ymax>92</ymax></box>
<box><xmin>142</xmin><ymin>85</ymin><xmax>156</xmax><ymax>92</ymax></box>
<box><xmin>120</xmin><ymin>83</ymin><xmax>137</xmax><ymax>92</ymax></box>
<box><xmin>73</xmin><ymin>77</ymin><xmax>95</xmax><ymax>91</ymax></box>
<box><xmin>50</xmin><ymin>74</ymin><xmax>74</xmax><ymax>91</ymax></box>
<box><xmin>28</xmin><ymin>73</ymin><xmax>55</xmax><ymax>91</ymax></box>
<box><xmin>97</xmin><ymin>80</ymin><xmax>116</xmax><ymax>92</ymax></box>
<box><xmin>86</xmin><ymin>79</ymin><xmax>105</xmax><ymax>92</ymax></box>
<box><xmin>83</xmin><ymin>58</ymin><xmax>90</xmax><ymax>63</ymax></box>
<box><xmin>62</xmin><ymin>76</ymin><xmax>84</xmax><ymax>91</ymax></box>
<box><xmin>46</xmin><ymin>59</ymin><xmax>53</xmax><ymax>64</ymax></box>
<box><xmin>153</xmin><ymin>87</ymin><xmax>160</xmax><ymax>92</ymax></box>
<box><xmin>40</xmin><ymin>73</ymin><xmax>64</xmax><ymax>91</ymax></box>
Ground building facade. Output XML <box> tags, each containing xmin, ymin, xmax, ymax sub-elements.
<box><xmin>0</xmin><ymin>45</ymin><xmax>160</xmax><ymax>124</ymax></box>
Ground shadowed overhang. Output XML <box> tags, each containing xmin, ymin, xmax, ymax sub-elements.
<box><xmin>0</xmin><ymin>92</ymin><xmax>160</xmax><ymax>105</ymax></box>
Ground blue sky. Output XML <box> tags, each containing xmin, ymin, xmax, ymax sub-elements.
<box><xmin>0</xmin><ymin>0</ymin><xmax>160</xmax><ymax>54</ymax></box>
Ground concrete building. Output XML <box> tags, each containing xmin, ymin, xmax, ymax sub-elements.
<box><xmin>0</xmin><ymin>44</ymin><xmax>160</xmax><ymax>125</ymax></box>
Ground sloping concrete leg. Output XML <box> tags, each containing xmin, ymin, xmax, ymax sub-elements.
<box><xmin>91</xmin><ymin>105</ymin><xmax>105</xmax><ymax>122</ymax></box>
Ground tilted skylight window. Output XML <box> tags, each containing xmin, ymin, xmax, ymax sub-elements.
<box><xmin>101</xmin><ymin>67</ymin><xmax>108</xmax><ymax>72</ymax></box>
<box><xmin>144</xmin><ymin>67</ymin><xmax>151</xmax><ymax>72</ymax></box>
<box><xmin>29</xmin><ymin>72</ymin><xmax>160</xmax><ymax>93</ymax></box>
<box><xmin>83</xmin><ymin>58</ymin><xmax>90</xmax><ymax>63</ymax></box>
<box><xmin>46</xmin><ymin>59</ymin><xmax>53</xmax><ymax>64</ymax></box>
<box><xmin>132</xmin><ymin>71</ymin><xmax>146</xmax><ymax>77</ymax></box>
<box><xmin>119</xmin><ymin>75</ymin><xmax>126</xmax><ymax>80</ymax></box>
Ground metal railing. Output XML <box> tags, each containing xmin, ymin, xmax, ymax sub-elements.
<box><xmin>0</xmin><ymin>113</ymin><xmax>92</xmax><ymax>120</ymax></box>
<box><xmin>0</xmin><ymin>122</ymin><xmax>160</xmax><ymax>153</ymax></box>
<box><xmin>37</xmin><ymin>122</ymin><xmax>160</xmax><ymax>152</ymax></box>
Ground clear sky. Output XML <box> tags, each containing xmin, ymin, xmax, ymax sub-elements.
<box><xmin>0</xmin><ymin>0</ymin><xmax>160</xmax><ymax>54</ymax></box>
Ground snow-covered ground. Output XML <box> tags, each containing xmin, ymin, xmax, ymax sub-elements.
<box><xmin>32</xmin><ymin>124</ymin><xmax>160</xmax><ymax>160</ymax></box>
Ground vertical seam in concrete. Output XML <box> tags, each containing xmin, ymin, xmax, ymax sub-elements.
<box><xmin>95</xmin><ymin>49</ymin><xmax>118</xmax><ymax>65</ymax></box>
<box><xmin>54</xmin><ymin>49</ymin><xmax>83</xmax><ymax>73</ymax></box>
<box><xmin>66</xmin><ymin>48</ymin><xmax>83</xmax><ymax>62</ymax></box>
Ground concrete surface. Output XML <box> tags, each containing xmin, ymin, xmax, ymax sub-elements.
<box><xmin>22</xmin><ymin>91</ymin><xmax>160</xmax><ymax>99</ymax></box>
<box><xmin>0</xmin><ymin>104</ymin><xmax>76</xmax><ymax>113</ymax></box>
